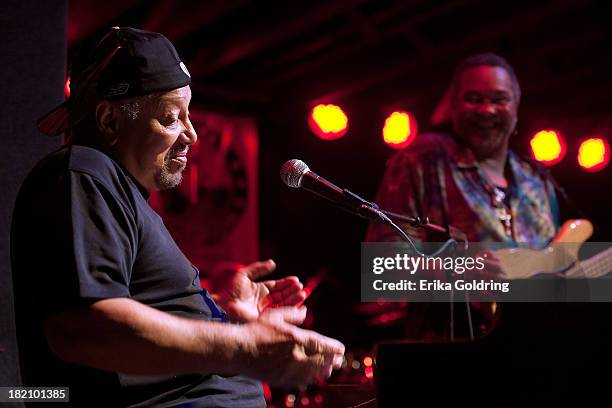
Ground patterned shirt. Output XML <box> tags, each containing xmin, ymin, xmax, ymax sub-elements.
<box><xmin>367</xmin><ymin>132</ymin><xmax>560</xmax><ymax>247</ymax></box>
<box><xmin>365</xmin><ymin>131</ymin><xmax>561</xmax><ymax>340</ymax></box>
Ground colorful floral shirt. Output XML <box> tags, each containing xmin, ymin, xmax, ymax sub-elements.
<box><xmin>367</xmin><ymin>132</ymin><xmax>560</xmax><ymax>247</ymax></box>
<box><xmin>365</xmin><ymin>132</ymin><xmax>561</xmax><ymax>340</ymax></box>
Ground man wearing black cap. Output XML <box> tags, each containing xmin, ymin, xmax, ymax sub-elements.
<box><xmin>11</xmin><ymin>27</ymin><xmax>344</xmax><ymax>407</ymax></box>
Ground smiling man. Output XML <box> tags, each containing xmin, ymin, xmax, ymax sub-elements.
<box><xmin>11</xmin><ymin>27</ymin><xmax>344</xmax><ymax>407</ymax></box>
<box><xmin>366</xmin><ymin>53</ymin><xmax>560</xmax><ymax>340</ymax></box>
<box><xmin>98</xmin><ymin>85</ymin><xmax>196</xmax><ymax>191</ymax></box>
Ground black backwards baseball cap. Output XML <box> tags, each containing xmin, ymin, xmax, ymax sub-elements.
<box><xmin>37</xmin><ymin>26</ymin><xmax>191</xmax><ymax>136</ymax></box>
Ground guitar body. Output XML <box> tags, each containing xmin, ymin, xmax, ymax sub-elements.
<box><xmin>495</xmin><ymin>219</ymin><xmax>593</xmax><ymax>279</ymax></box>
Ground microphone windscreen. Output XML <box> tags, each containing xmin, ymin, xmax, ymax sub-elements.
<box><xmin>280</xmin><ymin>159</ymin><xmax>310</xmax><ymax>188</ymax></box>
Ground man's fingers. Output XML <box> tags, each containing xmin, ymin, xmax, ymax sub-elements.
<box><xmin>258</xmin><ymin>327</ymin><xmax>344</xmax><ymax>387</ymax></box>
<box><xmin>264</xmin><ymin>277</ymin><xmax>305</xmax><ymax>307</ymax></box>
<box><xmin>332</xmin><ymin>354</ymin><xmax>344</xmax><ymax>369</ymax></box>
<box><xmin>244</xmin><ymin>259</ymin><xmax>276</xmax><ymax>280</ymax></box>
<box><xmin>265</xmin><ymin>276</ymin><xmax>301</xmax><ymax>290</ymax></box>
<box><xmin>281</xmin><ymin>306</ymin><xmax>307</xmax><ymax>325</ymax></box>
<box><xmin>264</xmin><ymin>306</ymin><xmax>307</xmax><ymax>326</ymax></box>
<box><xmin>264</xmin><ymin>276</ymin><xmax>302</xmax><ymax>296</ymax></box>
<box><xmin>318</xmin><ymin>362</ymin><xmax>334</xmax><ymax>381</ymax></box>
<box><xmin>294</xmin><ymin>328</ymin><xmax>345</xmax><ymax>357</ymax></box>
<box><xmin>299</xmin><ymin>352</ymin><xmax>332</xmax><ymax>383</ymax></box>
<box><xmin>278</xmin><ymin>291</ymin><xmax>307</xmax><ymax>307</ymax></box>
<box><xmin>267</xmin><ymin>289</ymin><xmax>306</xmax><ymax>307</ymax></box>
<box><xmin>482</xmin><ymin>250</ymin><xmax>500</xmax><ymax>262</ymax></box>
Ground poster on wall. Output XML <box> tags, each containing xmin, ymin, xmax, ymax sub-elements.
<box><xmin>150</xmin><ymin>110</ymin><xmax>259</xmax><ymax>276</ymax></box>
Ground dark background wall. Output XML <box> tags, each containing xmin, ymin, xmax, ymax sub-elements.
<box><xmin>0</xmin><ymin>0</ymin><xmax>66</xmax><ymax>389</ymax></box>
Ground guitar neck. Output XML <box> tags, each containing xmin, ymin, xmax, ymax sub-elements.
<box><xmin>566</xmin><ymin>246</ymin><xmax>612</xmax><ymax>278</ymax></box>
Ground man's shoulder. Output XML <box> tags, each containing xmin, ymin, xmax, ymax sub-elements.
<box><xmin>387</xmin><ymin>132</ymin><xmax>457</xmax><ymax>166</ymax></box>
<box><xmin>21</xmin><ymin>144</ymin><xmax>141</xmax><ymax>207</ymax></box>
<box><xmin>67</xmin><ymin>145</ymin><xmax>123</xmax><ymax>180</ymax></box>
<box><xmin>66</xmin><ymin>145</ymin><xmax>146</xmax><ymax>209</ymax></box>
<box><xmin>27</xmin><ymin>144</ymin><xmax>121</xmax><ymax>180</ymax></box>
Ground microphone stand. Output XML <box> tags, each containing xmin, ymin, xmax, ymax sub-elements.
<box><xmin>380</xmin><ymin>210</ymin><xmax>467</xmax><ymax>244</ymax></box>
<box><xmin>377</xmin><ymin>209</ymin><xmax>473</xmax><ymax>341</ymax></box>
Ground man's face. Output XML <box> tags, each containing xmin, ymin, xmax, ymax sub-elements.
<box><xmin>451</xmin><ymin>65</ymin><xmax>518</xmax><ymax>159</ymax></box>
<box><xmin>114</xmin><ymin>86</ymin><xmax>197</xmax><ymax>191</ymax></box>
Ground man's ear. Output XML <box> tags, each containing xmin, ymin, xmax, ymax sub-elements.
<box><xmin>95</xmin><ymin>101</ymin><xmax>120</xmax><ymax>145</ymax></box>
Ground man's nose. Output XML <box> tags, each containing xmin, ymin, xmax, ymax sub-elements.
<box><xmin>476</xmin><ymin>101</ymin><xmax>496</xmax><ymax>116</ymax></box>
<box><xmin>182</xmin><ymin>119</ymin><xmax>198</xmax><ymax>145</ymax></box>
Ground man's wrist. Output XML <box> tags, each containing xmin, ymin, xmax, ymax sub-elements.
<box><xmin>199</xmin><ymin>322</ymin><xmax>253</xmax><ymax>374</ymax></box>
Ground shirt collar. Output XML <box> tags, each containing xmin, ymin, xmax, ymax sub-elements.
<box><xmin>440</xmin><ymin>133</ymin><xmax>479</xmax><ymax>169</ymax></box>
<box><xmin>445</xmin><ymin>132</ymin><xmax>521</xmax><ymax>175</ymax></box>
<box><xmin>73</xmin><ymin>141</ymin><xmax>151</xmax><ymax>200</ymax></box>
<box><xmin>127</xmin><ymin>174</ymin><xmax>151</xmax><ymax>201</ymax></box>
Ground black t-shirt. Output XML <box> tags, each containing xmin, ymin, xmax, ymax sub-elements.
<box><xmin>11</xmin><ymin>145</ymin><xmax>265</xmax><ymax>407</ymax></box>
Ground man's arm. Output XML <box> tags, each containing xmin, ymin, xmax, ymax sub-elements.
<box><xmin>44</xmin><ymin>297</ymin><xmax>344</xmax><ymax>387</ymax></box>
<box><xmin>365</xmin><ymin>152</ymin><xmax>424</xmax><ymax>243</ymax></box>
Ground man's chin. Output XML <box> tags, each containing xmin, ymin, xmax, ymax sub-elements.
<box><xmin>465</xmin><ymin>130</ymin><xmax>506</xmax><ymax>157</ymax></box>
<box><xmin>155</xmin><ymin>169</ymin><xmax>183</xmax><ymax>190</ymax></box>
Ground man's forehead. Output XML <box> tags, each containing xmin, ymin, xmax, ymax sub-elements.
<box><xmin>158</xmin><ymin>86</ymin><xmax>191</xmax><ymax>103</ymax></box>
<box><xmin>458</xmin><ymin>65</ymin><xmax>513</xmax><ymax>92</ymax></box>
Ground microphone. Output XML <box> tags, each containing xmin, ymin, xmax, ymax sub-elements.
<box><xmin>280</xmin><ymin>159</ymin><xmax>390</xmax><ymax>224</ymax></box>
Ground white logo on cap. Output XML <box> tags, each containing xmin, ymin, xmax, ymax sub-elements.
<box><xmin>180</xmin><ymin>62</ymin><xmax>191</xmax><ymax>78</ymax></box>
<box><xmin>105</xmin><ymin>83</ymin><xmax>130</xmax><ymax>97</ymax></box>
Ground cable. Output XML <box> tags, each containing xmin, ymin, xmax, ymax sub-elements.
<box><xmin>464</xmin><ymin>292</ymin><xmax>474</xmax><ymax>340</ymax></box>
<box><xmin>376</xmin><ymin>208</ymin><xmax>476</xmax><ymax>340</ymax></box>
<box><xmin>375</xmin><ymin>208</ymin><xmax>457</xmax><ymax>257</ymax></box>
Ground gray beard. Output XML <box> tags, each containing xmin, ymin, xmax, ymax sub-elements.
<box><xmin>155</xmin><ymin>162</ymin><xmax>183</xmax><ymax>190</ymax></box>
<box><xmin>155</xmin><ymin>146</ymin><xmax>186</xmax><ymax>190</ymax></box>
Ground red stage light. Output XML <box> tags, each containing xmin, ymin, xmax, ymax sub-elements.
<box><xmin>64</xmin><ymin>77</ymin><xmax>71</xmax><ymax>98</ymax></box>
<box><xmin>285</xmin><ymin>393</ymin><xmax>296</xmax><ymax>407</ymax></box>
<box><xmin>365</xmin><ymin>366</ymin><xmax>374</xmax><ymax>379</ymax></box>
<box><xmin>530</xmin><ymin>130</ymin><xmax>566</xmax><ymax>166</ymax></box>
<box><xmin>578</xmin><ymin>137</ymin><xmax>610</xmax><ymax>172</ymax></box>
<box><xmin>308</xmin><ymin>104</ymin><xmax>348</xmax><ymax>140</ymax></box>
<box><xmin>383</xmin><ymin>111</ymin><xmax>417</xmax><ymax>149</ymax></box>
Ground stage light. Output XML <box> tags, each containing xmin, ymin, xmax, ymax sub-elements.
<box><xmin>64</xmin><ymin>77</ymin><xmax>71</xmax><ymax>98</ymax></box>
<box><xmin>530</xmin><ymin>130</ymin><xmax>566</xmax><ymax>165</ymax></box>
<box><xmin>578</xmin><ymin>137</ymin><xmax>610</xmax><ymax>172</ymax></box>
<box><xmin>308</xmin><ymin>104</ymin><xmax>348</xmax><ymax>140</ymax></box>
<box><xmin>365</xmin><ymin>366</ymin><xmax>374</xmax><ymax>379</ymax></box>
<box><xmin>363</xmin><ymin>356</ymin><xmax>373</xmax><ymax>367</ymax></box>
<box><xmin>383</xmin><ymin>111</ymin><xmax>418</xmax><ymax>149</ymax></box>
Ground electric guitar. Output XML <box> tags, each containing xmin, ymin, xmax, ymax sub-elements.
<box><xmin>495</xmin><ymin>219</ymin><xmax>612</xmax><ymax>279</ymax></box>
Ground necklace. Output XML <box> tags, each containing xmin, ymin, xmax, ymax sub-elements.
<box><xmin>492</xmin><ymin>186</ymin><xmax>513</xmax><ymax>238</ymax></box>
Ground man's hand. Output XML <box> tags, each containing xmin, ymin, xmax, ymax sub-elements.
<box><xmin>208</xmin><ymin>260</ymin><xmax>307</xmax><ymax>323</ymax></box>
<box><xmin>239</xmin><ymin>306</ymin><xmax>345</xmax><ymax>387</ymax></box>
<box><xmin>476</xmin><ymin>250</ymin><xmax>508</xmax><ymax>280</ymax></box>
<box><xmin>43</xmin><ymin>297</ymin><xmax>343</xmax><ymax>386</ymax></box>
